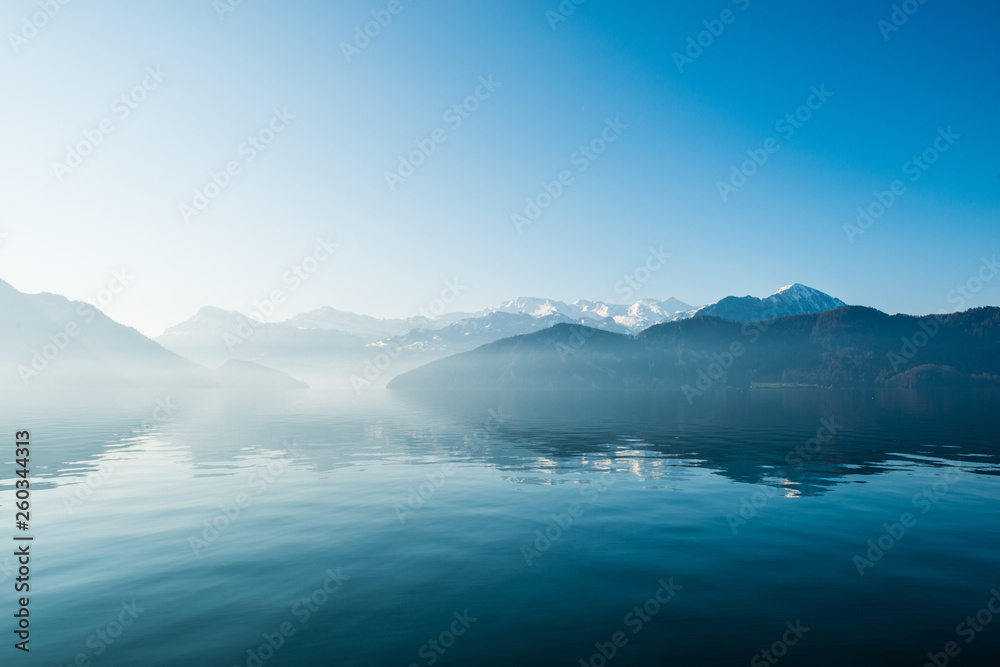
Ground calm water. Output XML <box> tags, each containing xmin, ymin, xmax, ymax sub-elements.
<box><xmin>1</xmin><ymin>388</ymin><xmax>999</xmax><ymax>666</ymax></box>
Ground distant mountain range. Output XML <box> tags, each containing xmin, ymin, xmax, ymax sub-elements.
<box><xmin>388</xmin><ymin>307</ymin><xmax>1000</xmax><ymax>393</ymax></box>
<box><xmin>2</xmin><ymin>278</ymin><xmax>883</xmax><ymax>390</ymax></box>
<box><xmin>151</xmin><ymin>284</ymin><xmax>843</xmax><ymax>387</ymax></box>
<box><xmin>0</xmin><ymin>279</ymin><xmax>307</xmax><ymax>389</ymax></box>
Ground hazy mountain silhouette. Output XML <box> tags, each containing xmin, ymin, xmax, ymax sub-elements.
<box><xmin>0</xmin><ymin>278</ymin><xmax>216</xmax><ymax>388</ymax></box>
<box><xmin>388</xmin><ymin>306</ymin><xmax>1000</xmax><ymax>393</ymax></box>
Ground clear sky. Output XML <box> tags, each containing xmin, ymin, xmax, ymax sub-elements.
<box><xmin>2</xmin><ymin>0</ymin><xmax>998</xmax><ymax>336</ymax></box>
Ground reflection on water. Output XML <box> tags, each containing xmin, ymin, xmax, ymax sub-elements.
<box><xmin>1</xmin><ymin>388</ymin><xmax>998</xmax><ymax>666</ymax></box>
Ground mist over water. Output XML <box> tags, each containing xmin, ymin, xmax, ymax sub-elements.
<box><xmin>2</xmin><ymin>387</ymin><xmax>998</xmax><ymax>666</ymax></box>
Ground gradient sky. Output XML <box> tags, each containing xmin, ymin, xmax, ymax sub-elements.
<box><xmin>2</xmin><ymin>0</ymin><xmax>998</xmax><ymax>336</ymax></box>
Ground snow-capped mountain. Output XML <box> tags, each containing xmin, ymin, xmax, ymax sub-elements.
<box><xmin>688</xmin><ymin>284</ymin><xmax>846</xmax><ymax>322</ymax></box>
<box><xmin>153</xmin><ymin>284</ymin><xmax>846</xmax><ymax>387</ymax></box>
<box><xmin>479</xmin><ymin>297</ymin><xmax>693</xmax><ymax>333</ymax></box>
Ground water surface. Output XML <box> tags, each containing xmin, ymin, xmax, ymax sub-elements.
<box><xmin>1</xmin><ymin>388</ymin><xmax>998</xmax><ymax>666</ymax></box>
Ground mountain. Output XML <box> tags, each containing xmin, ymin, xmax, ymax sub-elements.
<box><xmin>283</xmin><ymin>307</ymin><xmax>429</xmax><ymax>341</ymax></box>
<box><xmin>155</xmin><ymin>307</ymin><xmax>367</xmax><ymax>368</ymax></box>
<box><xmin>376</xmin><ymin>310</ymin><xmax>627</xmax><ymax>356</ymax></box>
<box><xmin>154</xmin><ymin>286</ymin><xmax>844</xmax><ymax>388</ymax></box>
<box><xmin>0</xmin><ymin>278</ymin><xmax>216</xmax><ymax>388</ymax></box>
<box><xmin>479</xmin><ymin>297</ymin><xmax>693</xmax><ymax>332</ymax></box>
<box><xmin>215</xmin><ymin>360</ymin><xmax>309</xmax><ymax>389</ymax></box>
<box><xmin>387</xmin><ymin>306</ymin><xmax>1000</xmax><ymax>392</ymax></box>
<box><xmin>689</xmin><ymin>283</ymin><xmax>846</xmax><ymax>322</ymax></box>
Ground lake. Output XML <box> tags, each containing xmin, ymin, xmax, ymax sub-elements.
<box><xmin>2</xmin><ymin>387</ymin><xmax>998</xmax><ymax>666</ymax></box>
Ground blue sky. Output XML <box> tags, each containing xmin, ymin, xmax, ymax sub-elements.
<box><xmin>1</xmin><ymin>0</ymin><xmax>998</xmax><ymax>335</ymax></box>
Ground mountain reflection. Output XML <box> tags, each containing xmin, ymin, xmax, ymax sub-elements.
<box><xmin>5</xmin><ymin>387</ymin><xmax>998</xmax><ymax>497</ymax></box>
